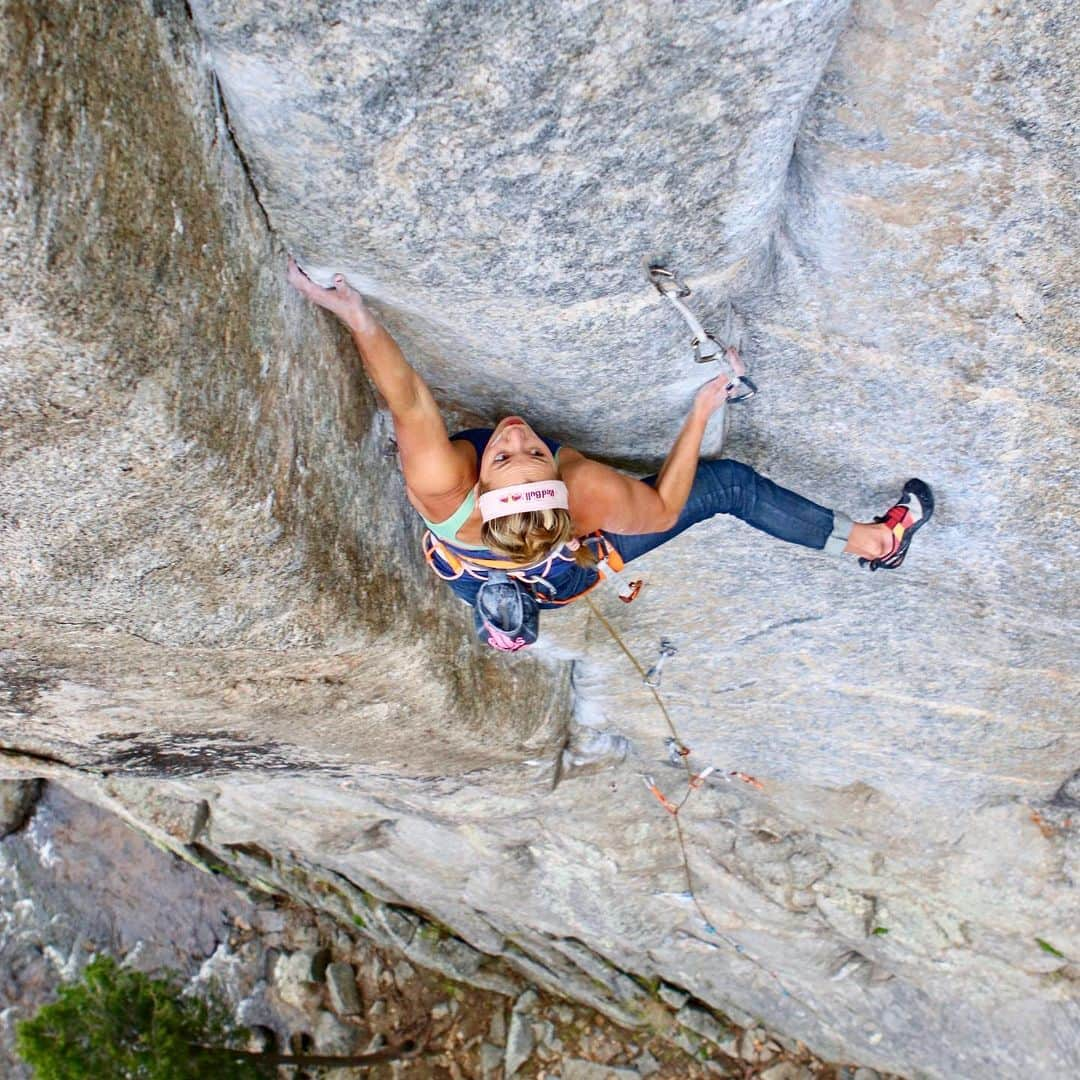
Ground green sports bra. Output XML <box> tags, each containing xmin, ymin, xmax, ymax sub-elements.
<box><xmin>422</xmin><ymin>488</ymin><xmax>485</xmax><ymax>549</ymax></box>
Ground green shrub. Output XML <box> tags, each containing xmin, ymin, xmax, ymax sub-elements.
<box><xmin>15</xmin><ymin>956</ymin><xmax>263</xmax><ymax>1079</ymax></box>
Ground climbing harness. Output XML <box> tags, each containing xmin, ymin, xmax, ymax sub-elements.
<box><xmin>591</xmin><ymin>542</ymin><xmax>644</xmax><ymax>604</ymax></box>
<box><xmin>648</xmin><ymin>265</ymin><xmax>758</xmax><ymax>403</ymax></box>
<box><xmin>423</xmin><ymin>529</ymin><xmax>642</xmax><ymax>607</ymax></box>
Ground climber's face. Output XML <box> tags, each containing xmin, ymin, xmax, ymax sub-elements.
<box><xmin>478</xmin><ymin>417</ymin><xmax>558</xmax><ymax>489</ymax></box>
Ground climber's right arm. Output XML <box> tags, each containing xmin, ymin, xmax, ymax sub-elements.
<box><xmin>285</xmin><ymin>259</ymin><xmax>470</xmax><ymax>498</ymax></box>
<box><xmin>348</xmin><ymin>319</ymin><xmax>473</xmax><ymax>502</ymax></box>
<box><xmin>348</xmin><ymin>317</ymin><xmax>426</xmax><ymax>418</ymax></box>
<box><xmin>564</xmin><ymin>375</ymin><xmax>727</xmax><ymax>534</ymax></box>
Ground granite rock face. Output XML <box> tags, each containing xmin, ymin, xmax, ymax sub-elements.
<box><xmin>0</xmin><ymin>780</ymin><xmax>42</xmax><ymax>837</ymax></box>
<box><xmin>0</xmin><ymin>0</ymin><xmax>569</xmax><ymax>778</ymax></box>
<box><xmin>2</xmin><ymin>2</ymin><xmax>1078</xmax><ymax>1078</ymax></box>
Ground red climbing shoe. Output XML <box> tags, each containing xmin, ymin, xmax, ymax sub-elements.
<box><xmin>860</xmin><ymin>479</ymin><xmax>934</xmax><ymax>571</ymax></box>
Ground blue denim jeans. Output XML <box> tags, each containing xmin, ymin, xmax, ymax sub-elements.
<box><xmin>607</xmin><ymin>458</ymin><xmax>849</xmax><ymax>564</ymax></box>
<box><xmin>441</xmin><ymin>459</ymin><xmax>851</xmax><ymax>609</ymax></box>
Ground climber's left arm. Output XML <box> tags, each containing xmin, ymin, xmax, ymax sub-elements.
<box><xmin>563</xmin><ymin>375</ymin><xmax>727</xmax><ymax>534</ymax></box>
<box><xmin>285</xmin><ymin>258</ymin><xmax>473</xmax><ymax>500</ymax></box>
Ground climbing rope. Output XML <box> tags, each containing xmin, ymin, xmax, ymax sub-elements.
<box><xmin>583</xmin><ymin>594</ymin><xmax>833</xmax><ymax>1023</ymax></box>
<box><xmin>563</xmin><ymin>270</ymin><xmax>841</xmax><ymax>1033</ymax></box>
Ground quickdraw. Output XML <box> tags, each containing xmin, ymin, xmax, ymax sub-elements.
<box><xmin>644</xmin><ymin>638</ymin><xmax>677</xmax><ymax>687</ymax></box>
<box><xmin>687</xmin><ymin>765</ymin><xmax>716</xmax><ymax>790</ymax></box>
<box><xmin>648</xmin><ymin>265</ymin><xmax>758</xmax><ymax>403</ymax></box>
<box><xmin>583</xmin><ymin>593</ymin><xmax>834</xmax><ymax>1024</ymax></box>
<box><xmin>643</xmin><ymin>775</ymin><xmax>681</xmax><ymax>815</ymax></box>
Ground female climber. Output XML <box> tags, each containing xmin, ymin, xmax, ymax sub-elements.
<box><xmin>287</xmin><ymin>259</ymin><xmax>933</xmax><ymax>650</ymax></box>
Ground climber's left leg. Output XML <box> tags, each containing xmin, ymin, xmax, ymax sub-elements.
<box><xmin>604</xmin><ymin>459</ymin><xmax>895</xmax><ymax>564</ymax></box>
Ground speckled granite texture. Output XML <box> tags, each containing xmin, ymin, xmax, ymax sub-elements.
<box><xmin>1</xmin><ymin>2</ymin><xmax>1077</xmax><ymax>1077</ymax></box>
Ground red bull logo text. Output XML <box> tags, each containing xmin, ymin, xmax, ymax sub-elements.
<box><xmin>500</xmin><ymin>488</ymin><xmax>556</xmax><ymax>504</ymax></box>
<box><xmin>480</xmin><ymin>480</ymin><xmax>569</xmax><ymax>522</ymax></box>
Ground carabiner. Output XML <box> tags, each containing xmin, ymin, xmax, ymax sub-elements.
<box><xmin>649</xmin><ymin>265</ymin><xmax>758</xmax><ymax>403</ymax></box>
<box><xmin>725</xmin><ymin>374</ymin><xmax>757</xmax><ymax>403</ymax></box>
<box><xmin>648</xmin><ymin>265</ymin><xmax>691</xmax><ymax>298</ymax></box>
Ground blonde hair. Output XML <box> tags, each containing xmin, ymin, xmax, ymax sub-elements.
<box><xmin>480</xmin><ymin>493</ymin><xmax>596</xmax><ymax>570</ymax></box>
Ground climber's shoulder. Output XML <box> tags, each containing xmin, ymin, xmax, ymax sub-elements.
<box><xmin>394</xmin><ymin>396</ymin><xmax>476</xmax><ymax>513</ymax></box>
<box><xmin>560</xmin><ymin>446</ymin><xmax>619</xmax><ymax>488</ymax></box>
<box><xmin>562</xmin><ymin>450</ymin><xmax>674</xmax><ymax>534</ymax></box>
<box><xmin>561</xmin><ymin>449</ymin><xmax>633</xmax><ymax>531</ymax></box>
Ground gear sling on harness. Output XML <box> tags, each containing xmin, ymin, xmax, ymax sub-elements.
<box><xmin>422</xmin><ymin>529</ymin><xmax>632</xmax><ymax>607</ymax></box>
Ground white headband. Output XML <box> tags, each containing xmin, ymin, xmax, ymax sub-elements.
<box><xmin>478</xmin><ymin>480</ymin><xmax>570</xmax><ymax>522</ymax></box>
